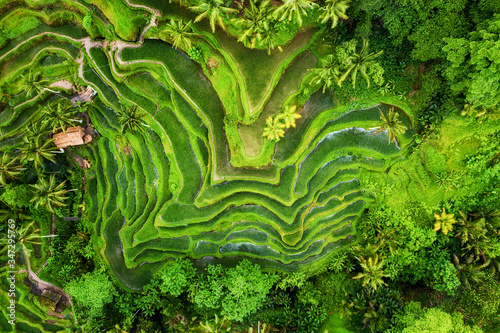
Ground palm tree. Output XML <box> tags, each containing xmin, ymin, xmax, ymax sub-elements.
<box><xmin>337</xmin><ymin>37</ymin><xmax>383</xmax><ymax>88</ymax></box>
<box><xmin>191</xmin><ymin>0</ymin><xmax>238</xmax><ymax>33</ymax></box>
<box><xmin>352</xmin><ymin>254</ymin><xmax>389</xmax><ymax>290</ymax></box>
<box><xmin>30</xmin><ymin>174</ymin><xmax>70</xmax><ymax>213</ymax></box>
<box><xmin>41</xmin><ymin>102</ymin><xmax>82</xmax><ymax>133</ymax></box>
<box><xmin>275</xmin><ymin>0</ymin><xmax>317</xmax><ymax>26</ymax></box>
<box><xmin>233</xmin><ymin>0</ymin><xmax>272</xmax><ymax>48</ymax></box>
<box><xmin>371</xmin><ymin>106</ymin><xmax>407</xmax><ymax>144</ymax></box>
<box><xmin>455</xmin><ymin>211</ymin><xmax>487</xmax><ymax>245</ymax></box>
<box><xmin>262</xmin><ymin>116</ymin><xmax>285</xmax><ymax>141</ymax></box>
<box><xmin>160</xmin><ymin>19</ymin><xmax>197</xmax><ymax>50</ymax></box>
<box><xmin>0</xmin><ymin>221</ymin><xmax>41</xmax><ymax>256</ymax></box>
<box><xmin>20</xmin><ymin>135</ymin><xmax>62</xmax><ymax>170</ymax></box>
<box><xmin>463</xmin><ymin>234</ymin><xmax>496</xmax><ymax>263</ymax></box>
<box><xmin>257</xmin><ymin>21</ymin><xmax>283</xmax><ymax>55</ymax></box>
<box><xmin>117</xmin><ymin>105</ymin><xmax>149</xmax><ymax>135</ymax></box>
<box><xmin>309</xmin><ymin>54</ymin><xmax>340</xmax><ymax>92</ymax></box>
<box><xmin>25</xmin><ymin>121</ymin><xmax>50</xmax><ymax>141</ymax></box>
<box><xmin>0</xmin><ymin>202</ymin><xmax>32</xmax><ymax>223</ymax></box>
<box><xmin>278</xmin><ymin>105</ymin><xmax>301</xmax><ymax>128</ymax></box>
<box><xmin>21</xmin><ymin>70</ymin><xmax>48</xmax><ymax>98</ymax></box>
<box><xmin>472</xmin><ymin>210</ymin><xmax>500</xmax><ymax>233</ymax></box>
<box><xmin>375</xmin><ymin>227</ymin><xmax>402</xmax><ymax>256</ymax></box>
<box><xmin>0</xmin><ymin>153</ymin><xmax>25</xmax><ymax>185</ymax></box>
<box><xmin>453</xmin><ymin>254</ymin><xmax>488</xmax><ymax>289</ymax></box>
<box><xmin>432</xmin><ymin>208</ymin><xmax>457</xmax><ymax>235</ymax></box>
<box><xmin>318</xmin><ymin>0</ymin><xmax>350</xmax><ymax>28</ymax></box>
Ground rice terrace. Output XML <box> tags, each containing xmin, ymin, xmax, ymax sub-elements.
<box><xmin>0</xmin><ymin>0</ymin><xmax>499</xmax><ymax>332</ymax></box>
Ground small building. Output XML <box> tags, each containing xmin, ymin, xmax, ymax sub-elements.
<box><xmin>53</xmin><ymin>126</ymin><xmax>92</xmax><ymax>148</ymax></box>
<box><xmin>70</xmin><ymin>86</ymin><xmax>97</xmax><ymax>107</ymax></box>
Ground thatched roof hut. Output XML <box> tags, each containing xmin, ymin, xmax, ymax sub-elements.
<box><xmin>53</xmin><ymin>126</ymin><xmax>92</xmax><ymax>148</ymax></box>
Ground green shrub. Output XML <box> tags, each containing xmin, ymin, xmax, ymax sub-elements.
<box><xmin>193</xmin><ymin>260</ymin><xmax>278</xmax><ymax>322</ymax></box>
<box><xmin>154</xmin><ymin>259</ymin><xmax>196</xmax><ymax>297</ymax></box>
<box><xmin>83</xmin><ymin>13</ymin><xmax>92</xmax><ymax>31</ymax></box>
<box><xmin>388</xmin><ymin>302</ymin><xmax>482</xmax><ymax>333</ymax></box>
<box><xmin>188</xmin><ymin>46</ymin><xmax>202</xmax><ymax>61</ymax></box>
<box><xmin>66</xmin><ymin>271</ymin><xmax>117</xmax><ymax>320</ymax></box>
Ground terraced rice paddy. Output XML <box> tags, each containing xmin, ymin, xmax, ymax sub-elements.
<box><xmin>0</xmin><ymin>0</ymin><xmax>414</xmax><ymax>290</ymax></box>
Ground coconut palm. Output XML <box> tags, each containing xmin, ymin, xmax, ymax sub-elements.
<box><xmin>25</xmin><ymin>121</ymin><xmax>50</xmax><ymax>141</ymax></box>
<box><xmin>0</xmin><ymin>153</ymin><xmax>25</xmax><ymax>185</ymax></box>
<box><xmin>275</xmin><ymin>0</ymin><xmax>317</xmax><ymax>26</ymax></box>
<box><xmin>30</xmin><ymin>174</ymin><xmax>70</xmax><ymax>213</ymax></box>
<box><xmin>117</xmin><ymin>105</ymin><xmax>149</xmax><ymax>135</ymax></box>
<box><xmin>20</xmin><ymin>135</ymin><xmax>61</xmax><ymax>170</ymax></box>
<box><xmin>262</xmin><ymin>115</ymin><xmax>285</xmax><ymax>141</ymax></box>
<box><xmin>432</xmin><ymin>208</ymin><xmax>457</xmax><ymax>235</ymax></box>
<box><xmin>0</xmin><ymin>221</ymin><xmax>42</xmax><ymax>256</ymax></box>
<box><xmin>337</xmin><ymin>37</ymin><xmax>383</xmax><ymax>88</ymax></box>
<box><xmin>371</xmin><ymin>106</ymin><xmax>407</xmax><ymax>144</ymax></box>
<box><xmin>309</xmin><ymin>54</ymin><xmax>340</xmax><ymax>92</ymax></box>
<box><xmin>191</xmin><ymin>0</ymin><xmax>238</xmax><ymax>33</ymax></box>
<box><xmin>278</xmin><ymin>105</ymin><xmax>301</xmax><ymax>128</ymax></box>
<box><xmin>352</xmin><ymin>254</ymin><xmax>389</xmax><ymax>290</ymax></box>
<box><xmin>233</xmin><ymin>0</ymin><xmax>272</xmax><ymax>48</ymax></box>
<box><xmin>0</xmin><ymin>205</ymin><xmax>31</xmax><ymax>223</ymax></box>
<box><xmin>161</xmin><ymin>19</ymin><xmax>197</xmax><ymax>50</ymax></box>
<box><xmin>41</xmin><ymin>102</ymin><xmax>81</xmax><ymax>133</ymax></box>
<box><xmin>257</xmin><ymin>20</ymin><xmax>283</xmax><ymax>55</ymax></box>
<box><xmin>21</xmin><ymin>70</ymin><xmax>48</xmax><ymax>98</ymax></box>
<box><xmin>318</xmin><ymin>0</ymin><xmax>350</xmax><ymax>28</ymax></box>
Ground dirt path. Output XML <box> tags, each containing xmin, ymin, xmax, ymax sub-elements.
<box><xmin>123</xmin><ymin>0</ymin><xmax>162</xmax><ymax>17</ymax></box>
<box><xmin>22</xmin><ymin>248</ymin><xmax>73</xmax><ymax>308</ymax></box>
<box><xmin>49</xmin><ymin>80</ymin><xmax>74</xmax><ymax>91</ymax></box>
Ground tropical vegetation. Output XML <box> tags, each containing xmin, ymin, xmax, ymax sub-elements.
<box><xmin>0</xmin><ymin>0</ymin><xmax>499</xmax><ymax>332</ymax></box>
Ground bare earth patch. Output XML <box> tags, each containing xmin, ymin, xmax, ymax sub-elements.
<box><xmin>207</xmin><ymin>57</ymin><xmax>219</xmax><ymax>69</ymax></box>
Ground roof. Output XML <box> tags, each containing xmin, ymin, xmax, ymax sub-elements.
<box><xmin>70</xmin><ymin>86</ymin><xmax>97</xmax><ymax>107</ymax></box>
<box><xmin>53</xmin><ymin>126</ymin><xmax>84</xmax><ymax>148</ymax></box>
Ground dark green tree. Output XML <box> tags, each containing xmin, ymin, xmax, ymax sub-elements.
<box><xmin>155</xmin><ymin>259</ymin><xmax>196</xmax><ymax>297</ymax></box>
<box><xmin>66</xmin><ymin>271</ymin><xmax>117</xmax><ymax>320</ymax></box>
<box><xmin>192</xmin><ymin>260</ymin><xmax>278</xmax><ymax>321</ymax></box>
<box><xmin>443</xmin><ymin>14</ymin><xmax>500</xmax><ymax>109</ymax></box>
